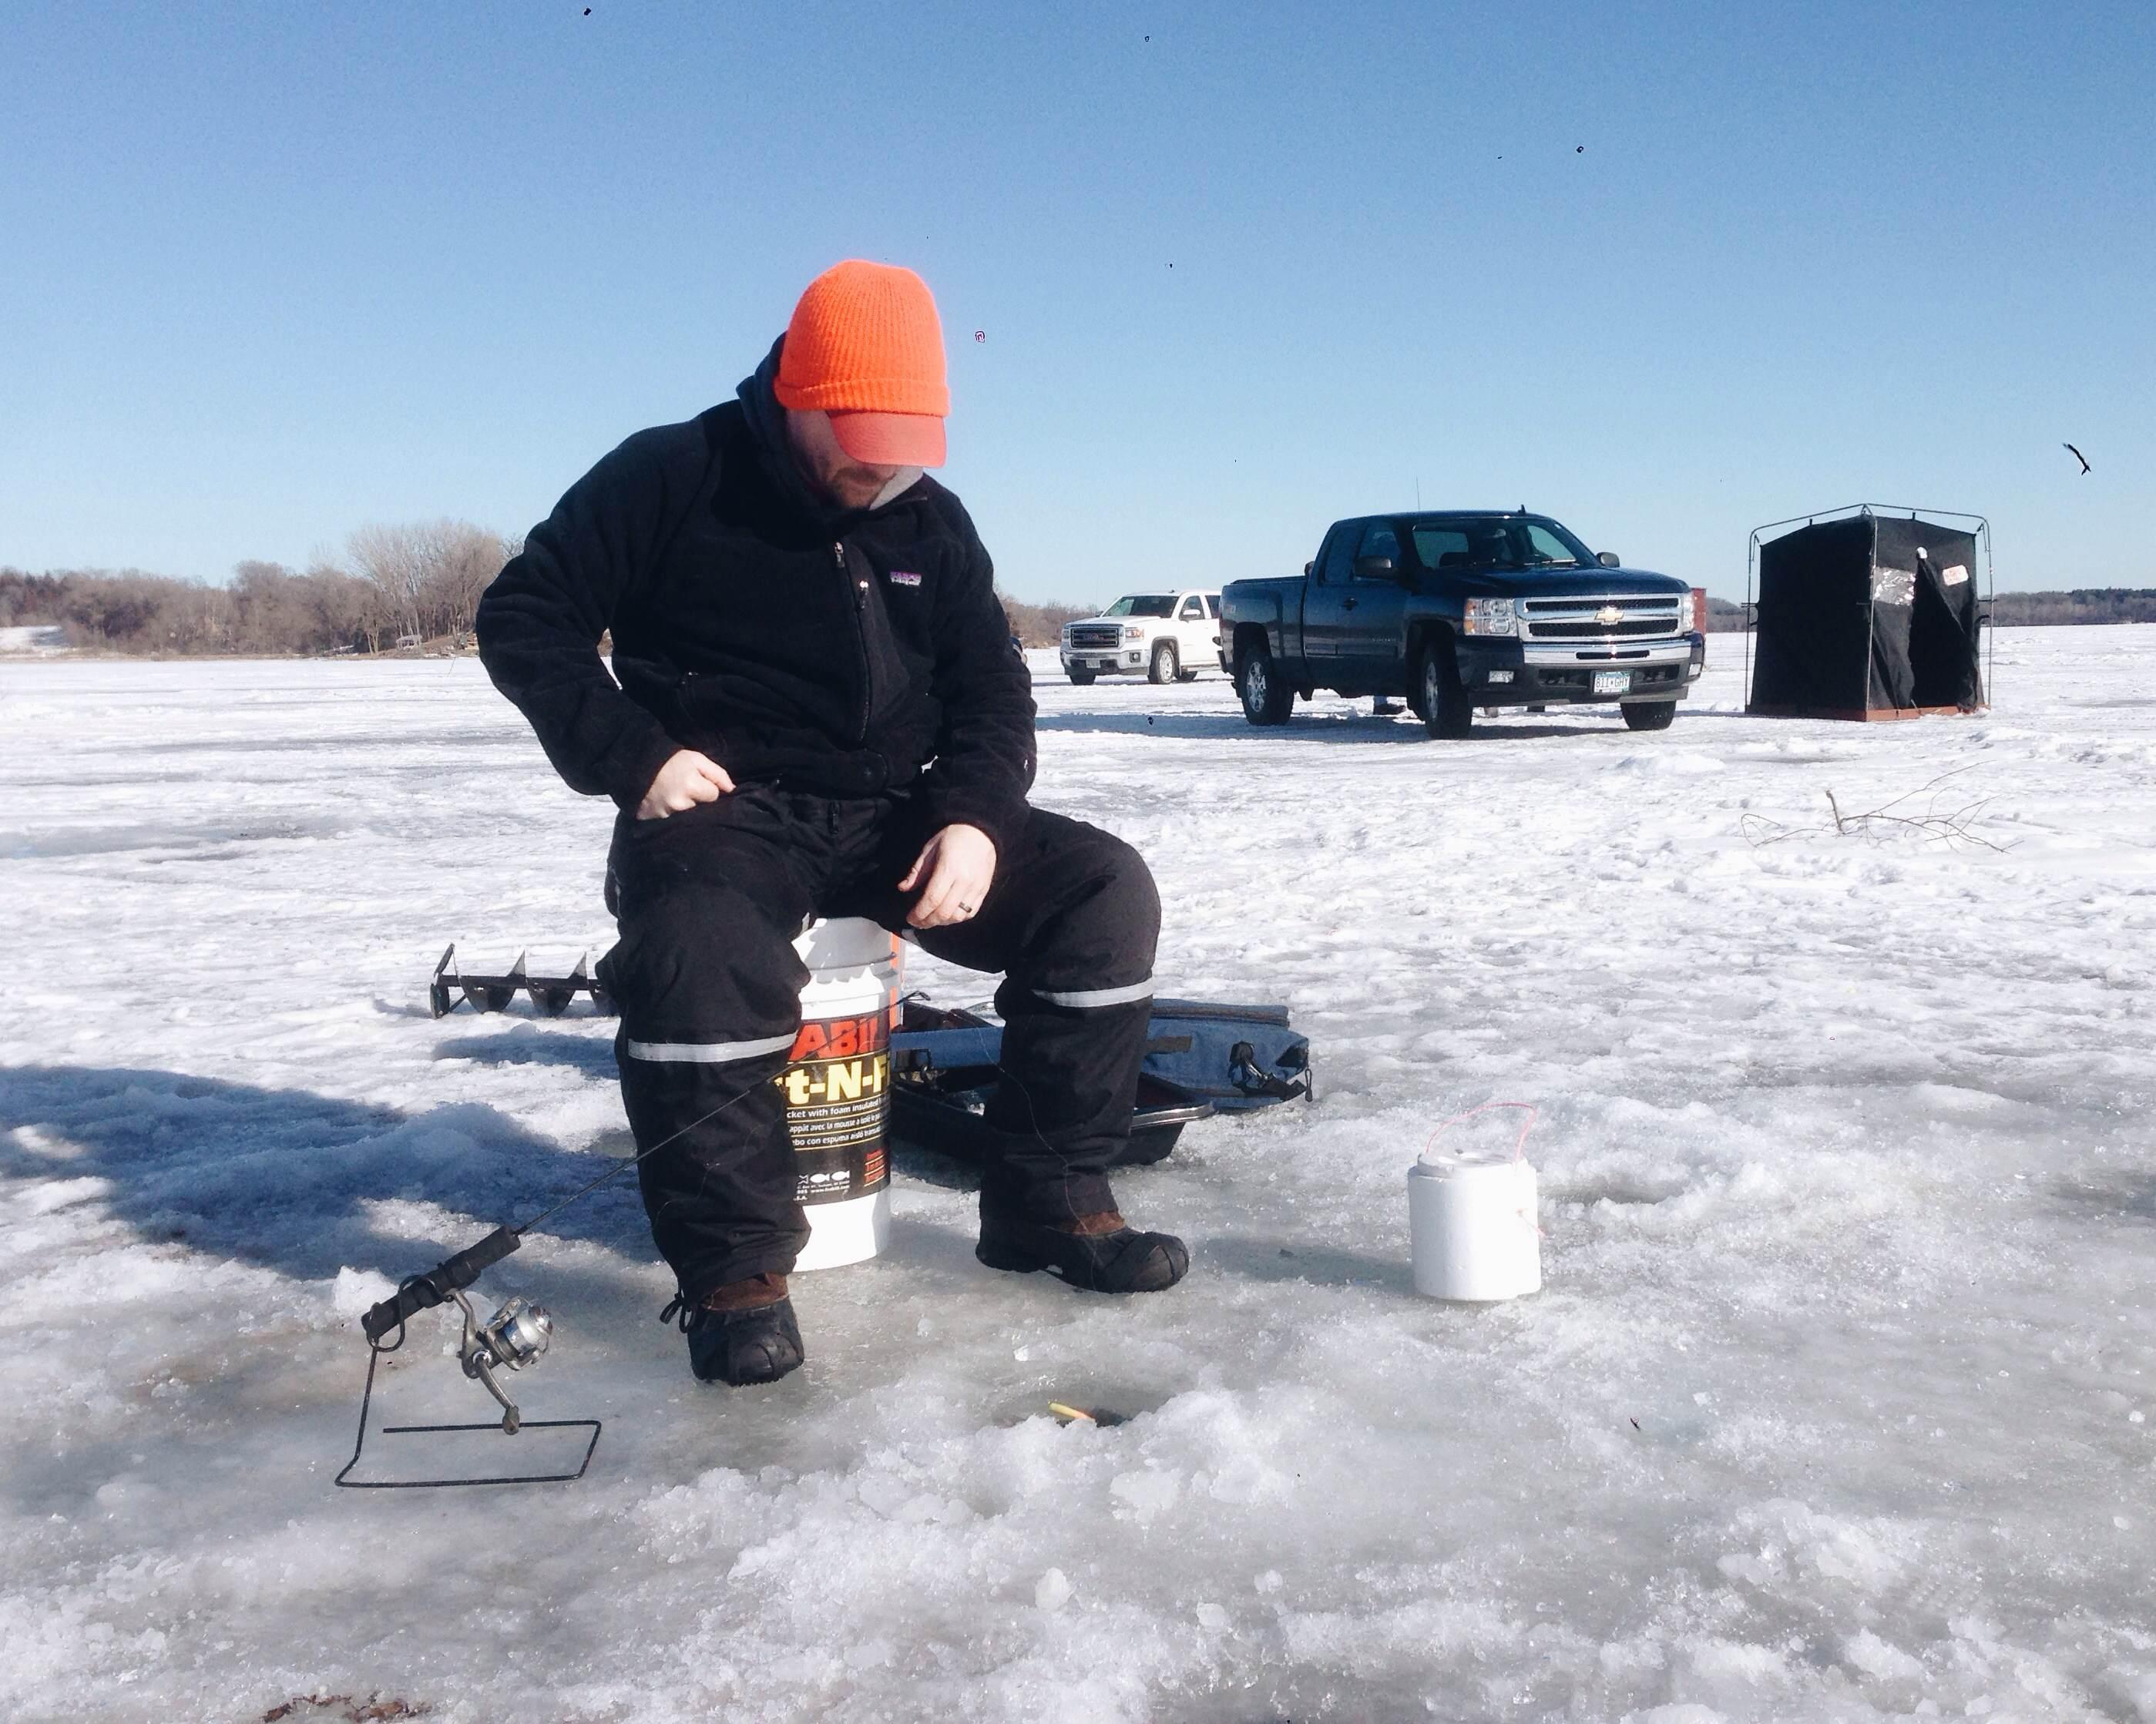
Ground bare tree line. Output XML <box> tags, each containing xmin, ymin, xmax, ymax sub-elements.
<box><xmin>2</xmin><ymin>528</ymin><xmax>1100</xmax><ymax>656</ymax></box>
<box><xmin>0</xmin><ymin>520</ymin><xmax>521</xmax><ymax>656</ymax></box>
<box><xmin>79</xmin><ymin>555</ymin><xmax>2154</xmax><ymax>652</ymax></box>
<box><xmin>1001</xmin><ymin>595</ymin><xmax>1094</xmax><ymax>646</ymax></box>
<box><xmin>1701</xmin><ymin>590</ymin><xmax>2156</xmax><ymax>632</ymax></box>
<box><xmin>1987</xmin><ymin>589</ymin><xmax>2156</xmax><ymax>626</ymax></box>
<box><xmin>344</xmin><ymin>520</ymin><xmax>523</xmax><ymax>647</ymax></box>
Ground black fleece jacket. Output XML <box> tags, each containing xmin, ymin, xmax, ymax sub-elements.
<box><xmin>475</xmin><ymin>341</ymin><xmax>1037</xmax><ymax>854</ymax></box>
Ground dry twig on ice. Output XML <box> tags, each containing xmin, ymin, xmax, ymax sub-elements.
<box><xmin>1741</xmin><ymin>766</ymin><xmax>2012</xmax><ymax>854</ymax></box>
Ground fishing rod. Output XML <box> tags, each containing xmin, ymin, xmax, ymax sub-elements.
<box><xmin>336</xmin><ymin>1082</ymin><xmax>767</xmax><ymax>1490</ymax></box>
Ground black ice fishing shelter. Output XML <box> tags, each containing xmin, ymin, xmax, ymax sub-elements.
<box><xmin>1747</xmin><ymin>507</ymin><xmax>1990</xmax><ymax>719</ymax></box>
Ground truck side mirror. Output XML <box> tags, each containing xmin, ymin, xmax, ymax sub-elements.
<box><xmin>1597</xmin><ymin>551</ymin><xmax>1621</xmax><ymax>568</ymax></box>
<box><xmin>1304</xmin><ymin>560</ymin><xmax>1315</xmax><ymax>576</ymax></box>
<box><xmin>1353</xmin><ymin>555</ymin><xmax>1395</xmax><ymax>579</ymax></box>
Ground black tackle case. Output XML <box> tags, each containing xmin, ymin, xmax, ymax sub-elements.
<box><xmin>889</xmin><ymin>1001</ymin><xmax>1215</xmax><ymax>1168</ymax></box>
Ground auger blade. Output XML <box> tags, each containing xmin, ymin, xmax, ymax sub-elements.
<box><xmin>428</xmin><ymin>948</ymin><xmax>616</xmax><ymax>1015</ymax></box>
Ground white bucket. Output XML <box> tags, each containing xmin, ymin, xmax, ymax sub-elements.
<box><xmin>783</xmin><ymin>917</ymin><xmax>902</xmax><ymax>1272</ymax></box>
<box><xmin>1409</xmin><ymin>1103</ymin><xmax>1542</xmax><ymax>1302</ymax></box>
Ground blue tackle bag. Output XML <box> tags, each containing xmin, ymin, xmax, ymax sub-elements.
<box><xmin>1140</xmin><ymin>998</ymin><xmax>1313</xmax><ymax>1112</ymax></box>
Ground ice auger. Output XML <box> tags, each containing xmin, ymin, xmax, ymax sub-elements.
<box><xmin>429</xmin><ymin>944</ymin><xmax>610</xmax><ymax>1018</ymax></box>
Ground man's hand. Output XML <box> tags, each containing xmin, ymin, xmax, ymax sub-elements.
<box><xmin>636</xmin><ymin>749</ymin><xmax>735</xmax><ymax>820</ymax></box>
<box><xmin>899</xmin><ymin>823</ymin><xmax>997</xmax><ymax>928</ymax></box>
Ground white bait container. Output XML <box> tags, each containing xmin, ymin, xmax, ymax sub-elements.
<box><xmin>784</xmin><ymin>917</ymin><xmax>902</xmax><ymax>1271</ymax></box>
<box><xmin>1409</xmin><ymin>1103</ymin><xmax>1542</xmax><ymax>1301</ymax></box>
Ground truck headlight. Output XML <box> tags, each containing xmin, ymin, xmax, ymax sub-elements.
<box><xmin>1123</xmin><ymin>626</ymin><xmax>1143</xmax><ymax>641</ymax></box>
<box><xmin>1463</xmin><ymin>597</ymin><xmax>1517</xmax><ymax>636</ymax></box>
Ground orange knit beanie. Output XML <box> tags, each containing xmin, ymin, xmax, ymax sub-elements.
<box><xmin>776</xmin><ymin>260</ymin><xmax>949</xmax><ymax>418</ymax></box>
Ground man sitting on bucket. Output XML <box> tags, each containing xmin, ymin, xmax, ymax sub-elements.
<box><xmin>475</xmin><ymin>260</ymin><xmax>1185</xmax><ymax>1387</ymax></box>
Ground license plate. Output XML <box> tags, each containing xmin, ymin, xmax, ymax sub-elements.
<box><xmin>1593</xmin><ymin>670</ymin><xmax>1632</xmax><ymax>695</ymax></box>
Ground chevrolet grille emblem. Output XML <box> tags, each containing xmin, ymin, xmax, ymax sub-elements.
<box><xmin>1594</xmin><ymin>605</ymin><xmax>1625</xmax><ymax>628</ymax></box>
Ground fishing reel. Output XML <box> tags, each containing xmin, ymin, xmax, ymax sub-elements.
<box><xmin>451</xmin><ymin>1289</ymin><xmax>553</xmax><ymax>1434</ymax></box>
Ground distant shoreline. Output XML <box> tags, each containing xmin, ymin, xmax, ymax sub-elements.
<box><xmin>6</xmin><ymin>615</ymin><xmax>2154</xmax><ymax>662</ymax></box>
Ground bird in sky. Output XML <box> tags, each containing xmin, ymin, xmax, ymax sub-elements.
<box><xmin>2065</xmin><ymin>442</ymin><xmax>2091</xmax><ymax>474</ymax></box>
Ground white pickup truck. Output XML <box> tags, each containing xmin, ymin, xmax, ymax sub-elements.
<box><xmin>1058</xmin><ymin>590</ymin><xmax>1222</xmax><ymax>685</ymax></box>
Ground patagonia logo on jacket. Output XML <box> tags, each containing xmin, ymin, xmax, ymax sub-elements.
<box><xmin>888</xmin><ymin>570</ymin><xmax>924</xmax><ymax>587</ymax></box>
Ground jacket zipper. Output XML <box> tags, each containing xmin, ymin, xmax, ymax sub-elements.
<box><xmin>838</xmin><ymin>540</ymin><xmax>873</xmax><ymax>744</ymax></box>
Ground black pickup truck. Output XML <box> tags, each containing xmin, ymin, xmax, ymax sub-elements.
<box><xmin>1220</xmin><ymin>511</ymin><xmax>1704</xmax><ymax>736</ymax></box>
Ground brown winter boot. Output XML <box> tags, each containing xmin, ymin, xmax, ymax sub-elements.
<box><xmin>976</xmin><ymin>1206</ymin><xmax>1189</xmax><ymax>1293</ymax></box>
<box><xmin>704</xmin><ymin>1272</ymin><xmax>790</xmax><ymax>1311</ymax></box>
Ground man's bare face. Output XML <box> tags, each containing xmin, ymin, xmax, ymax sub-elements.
<box><xmin>785</xmin><ymin>409</ymin><xmax>905</xmax><ymax>511</ymax></box>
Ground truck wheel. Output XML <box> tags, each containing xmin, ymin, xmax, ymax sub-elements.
<box><xmin>1418</xmin><ymin>640</ymin><xmax>1473</xmax><ymax>739</ymax></box>
<box><xmin>1067</xmin><ymin>667</ymin><xmax>1096</xmax><ymax>686</ymax></box>
<box><xmin>1235</xmin><ymin>642</ymin><xmax>1295</xmax><ymax>726</ymax></box>
<box><xmin>1622</xmin><ymin>699</ymin><xmax>1677</xmax><ymax>731</ymax></box>
<box><xmin>1148</xmin><ymin>640</ymin><xmax>1179</xmax><ymax>684</ymax></box>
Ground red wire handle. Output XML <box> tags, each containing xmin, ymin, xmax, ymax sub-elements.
<box><xmin>1421</xmin><ymin>1100</ymin><xmax>1537</xmax><ymax>1166</ymax></box>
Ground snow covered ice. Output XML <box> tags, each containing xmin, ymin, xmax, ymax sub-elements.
<box><xmin>2</xmin><ymin>632</ymin><xmax>2153</xmax><ymax>1721</ymax></box>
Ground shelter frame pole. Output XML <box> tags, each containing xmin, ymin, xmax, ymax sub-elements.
<box><xmin>1745</xmin><ymin>528</ymin><xmax>1761</xmax><ymax>709</ymax></box>
<box><xmin>1980</xmin><ymin>517</ymin><xmax>1995</xmax><ymax>707</ymax></box>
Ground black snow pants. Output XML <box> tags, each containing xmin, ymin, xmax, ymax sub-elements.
<box><xmin>596</xmin><ymin>787</ymin><xmax>1160</xmax><ymax>1300</ymax></box>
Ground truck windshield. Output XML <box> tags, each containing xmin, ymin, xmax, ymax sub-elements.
<box><xmin>1100</xmin><ymin>595</ymin><xmax>1176</xmax><ymax>617</ymax></box>
<box><xmin>1410</xmin><ymin>518</ymin><xmax>1595</xmax><ymax>572</ymax></box>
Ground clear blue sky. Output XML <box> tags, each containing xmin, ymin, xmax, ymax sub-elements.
<box><xmin>2</xmin><ymin>2</ymin><xmax>2149</xmax><ymax>601</ymax></box>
